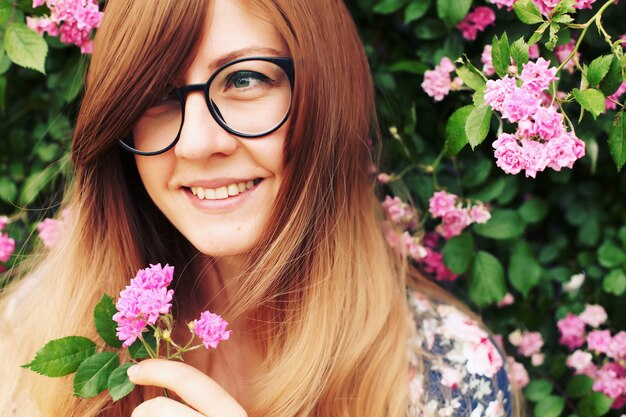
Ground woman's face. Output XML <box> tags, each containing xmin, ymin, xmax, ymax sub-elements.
<box><xmin>134</xmin><ymin>0</ymin><xmax>289</xmax><ymax>258</ymax></box>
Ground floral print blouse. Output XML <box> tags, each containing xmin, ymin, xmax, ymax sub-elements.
<box><xmin>406</xmin><ymin>289</ymin><xmax>513</xmax><ymax>417</ymax></box>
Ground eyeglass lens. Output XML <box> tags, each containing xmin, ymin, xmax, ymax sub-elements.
<box><xmin>128</xmin><ymin>59</ymin><xmax>292</xmax><ymax>154</ymax></box>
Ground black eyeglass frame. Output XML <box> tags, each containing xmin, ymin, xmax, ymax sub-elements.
<box><xmin>118</xmin><ymin>56</ymin><xmax>295</xmax><ymax>156</ymax></box>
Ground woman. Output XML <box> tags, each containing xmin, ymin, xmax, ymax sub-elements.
<box><xmin>0</xmin><ymin>0</ymin><xmax>517</xmax><ymax>416</ymax></box>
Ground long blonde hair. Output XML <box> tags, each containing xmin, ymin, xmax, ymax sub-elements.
<box><xmin>0</xmin><ymin>0</ymin><xmax>417</xmax><ymax>416</ymax></box>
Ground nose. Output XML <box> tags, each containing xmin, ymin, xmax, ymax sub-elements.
<box><xmin>174</xmin><ymin>91</ymin><xmax>239</xmax><ymax>160</ymax></box>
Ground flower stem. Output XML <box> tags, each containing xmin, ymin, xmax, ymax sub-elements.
<box><xmin>557</xmin><ymin>0</ymin><xmax>616</xmax><ymax>74</ymax></box>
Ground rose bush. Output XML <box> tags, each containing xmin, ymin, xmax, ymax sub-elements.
<box><xmin>2</xmin><ymin>0</ymin><xmax>626</xmax><ymax>415</ymax></box>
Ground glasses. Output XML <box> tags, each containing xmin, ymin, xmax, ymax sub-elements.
<box><xmin>119</xmin><ymin>56</ymin><xmax>294</xmax><ymax>156</ymax></box>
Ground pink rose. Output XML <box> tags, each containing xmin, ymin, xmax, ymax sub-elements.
<box><xmin>520</xmin><ymin>58</ymin><xmax>559</xmax><ymax>96</ymax></box>
<box><xmin>428</xmin><ymin>191</ymin><xmax>457</xmax><ymax>218</ymax></box>
<box><xmin>608</xmin><ymin>331</ymin><xmax>626</xmax><ymax>360</ymax></box>
<box><xmin>579</xmin><ymin>304</ymin><xmax>608</xmax><ymax>328</ymax></box>
<box><xmin>533</xmin><ymin>106</ymin><xmax>565</xmax><ymax>140</ymax></box>
<box><xmin>557</xmin><ymin>313</ymin><xmax>587</xmax><ymax>350</ymax></box>
<box><xmin>440</xmin><ymin>207</ymin><xmax>472</xmax><ymax>239</ymax></box>
<box><xmin>494</xmin><ymin>138</ymin><xmax>525</xmax><ymax>175</ymax></box>
<box><xmin>587</xmin><ymin>330</ymin><xmax>612</xmax><ymax>354</ymax></box>
<box><xmin>484</xmin><ymin>76</ymin><xmax>517</xmax><ymax>112</ymax></box>
<box><xmin>501</xmin><ymin>87</ymin><xmax>541</xmax><ymax>122</ymax></box>
<box><xmin>481</xmin><ymin>45</ymin><xmax>495</xmax><ymax>76</ymax></box>
<box><xmin>566</xmin><ymin>350</ymin><xmax>594</xmax><ymax>373</ymax></box>
<box><xmin>518</xmin><ymin>331</ymin><xmax>544</xmax><ymax>357</ymax></box>
<box><xmin>545</xmin><ymin>134</ymin><xmax>580</xmax><ymax>171</ymax></box>
<box><xmin>521</xmin><ymin>139</ymin><xmax>549</xmax><ymax>178</ymax></box>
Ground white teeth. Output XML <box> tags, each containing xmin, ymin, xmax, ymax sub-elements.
<box><xmin>189</xmin><ymin>180</ymin><xmax>260</xmax><ymax>200</ymax></box>
<box><xmin>215</xmin><ymin>186</ymin><xmax>229</xmax><ymax>199</ymax></box>
<box><xmin>227</xmin><ymin>184</ymin><xmax>239</xmax><ymax>196</ymax></box>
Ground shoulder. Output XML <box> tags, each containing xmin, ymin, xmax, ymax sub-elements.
<box><xmin>406</xmin><ymin>289</ymin><xmax>513</xmax><ymax>417</ymax></box>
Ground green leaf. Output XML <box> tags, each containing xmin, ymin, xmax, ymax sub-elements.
<box><xmin>528</xmin><ymin>21</ymin><xmax>549</xmax><ymax>45</ymax></box>
<box><xmin>389</xmin><ymin>60</ymin><xmax>428</xmax><ymax>75</ymax></box>
<box><xmin>22</xmin><ymin>336</ymin><xmax>97</xmax><ymax>377</ymax></box>
<box><xmin>519</xmin><ymin>198</ymin><xmax>549</xmax><ymax>224</ymax></box>
<box><xmin>578</xmin><ymin>392</ymin><xmax>613</xmax><ymax>417</ymax></box>
<box><xmin>0</xmin><ymin>177</ymin><xmax>17</xmax><ymax>203</ymax></box>
<box><xmin>414</xmin><ymin>18</ymin><xmax>446</xmax><ymax>39</ymax></box>
<box><xmin>404</xmin><ymin>0</ymin><xmax>431</xmax><ymax>23</ymax></box>
<box><xmin>553</xmin><ymin>0</ymin><xmax>576</xmax><ymax>14</ymax></box>
<box><xmin>545</xmin><ymin>23</ymin><xmax>560</xmax><ymax>51</ymax></box>
<box><xmin>442</xmin><ymin>232</ymin><xmax>475</xmax><ymax>274</ymax></box>
<box><xmin>572</xmin><ymin>88</ymin><xmax>606</xmax><ymax>119</ymax></box>
<box><xmin>470</xmin><ymin>177</ymin><xmax>507</xmax><ymax>201</ymax></box>
<box><xmin>94</xmin><ymin>294</ymin><xmax>123</xmax><ymax>348</ymax></box>
<box><xmin>587</xmin><ymin>55</ymin><xmax>614</xmax><ymax>88</ymax></box>
<box><xmin>444</xmin><ymin>105</ymin><xmax>472</xmax><ymax>157</ymax></box>
<box><xmin>73</xmin><ymin>352</ymin><xmax>119</xmax><ymax>398</ymax></box>
<box><xmin>599</xmin><ymin>57</ymin><xmax>624</xmax><ymax>96</ymax></box>
<box><xmin>525</xmin><ymin>379</ymin><xmax>553</xmax><ymax>402</ymax></box>
<box><xmin>468</xmin><ymin>251</ymin><xmax>506</xmax><ymax>307</ymax></box>
<box><xmin>462</xmin><ymin>157</ymin><xmax>492</xmax><ymax>187</ymax></box>
<box><xmin>535</xmin><ymin>395</ymin><xmax>565</xmax><ymax>417</ymax></box>
<box><xmin>456</xmin><ymin>65</ymin><xmax>486</xmax><ymax>91</ymax></box>
<box><xmin>474</xmin><ymin>209</ymin><xmax>525</xmax><ymax>240</ymax></box>
<box><xmin>509</xmin><ymin>241</ymin><xmax>542</xmax><ymax>297</ymax></box>
<box><xmin>19</xmin><ymin>165</ymin><xmax>59</xmax><ymax>205</ymax></box>
<box><xmin>4</xmin><ymin>23</ymin><xmax>48</xmax><ymax>74</ymax></box>
<box><xmin>510</xmin><ymin>37</ymin><xmax>530</xmax><ymax>69</ymax></box>
<box><xmin>35</xmin><ymin>143</ymin><xmax>60</xmax><ymax>162</ymax></box>
<box><xmin>597</xmin><ymin>241</ymin><xmax>625</xmax><ymax>268</ymax></box>
<box><xmin>608</xmin><ymin>111</ymin><xmax>626</xmax><ymax>171</ymax></box>
<box><xmin>465</xmin><ymin>104</ymin><xmax>492</xmax><ymax>149</ymax></box>
<box><xmin>603</xmin><ymin>269</ymin><xmax>626</xmax><ymax>296</ymax></box>
<box><xmin>373</xmin><ymin>0</ymin><xmax>408</xmax><ymax>14</ymax></box>
<box><xmin>0</xmin><ymin>1</ymin><xmax>11</xmax><ymax>26</ymax></box>
<box><xmin>436</xmin><ymin>0</ymin><xmax>471</xmax><ymax>28</ymax></box>
<box><xmin>128</xmin><ymin>331</ymin><xmax>157</xmax><ymax>359</ymax></box>
<box><xmin>108</xmin><ymin>363</ymin><xmax>136</xmax><ymax>401</ymax></box>
<box><xmin>566</xmin><ymin>375</ymin><xmax>593</xmax><ymax>399</ymax></box>
<box><xmin>514</xmin><ymin>0</ymin><xmax>544</xmax><ymax>24</ymax></box>
<box><xmin>492</xmin><ymin>33</ymin><xmax>511</xmax><ymax>78</ymax></box>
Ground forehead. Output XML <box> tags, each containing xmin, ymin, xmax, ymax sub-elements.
<box><xmin>185</xmin><ymin>0</ymin><xmax>289</xmax><ymax>81</ymax></box>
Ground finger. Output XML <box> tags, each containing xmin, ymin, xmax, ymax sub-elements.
<box><xmin>131</xmin><ymin>396</ymin><xmax>203</xmax><ymax>417</ymax></box>
<box><xmin>128</xmin><ymin>359</ymin><xmax>247</xmax><ymax>417</ymax></box>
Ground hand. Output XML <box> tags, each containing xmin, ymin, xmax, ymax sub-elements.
<box><xmin>128</xmin><ymin>359</ymin><xmax>248</xmax><ymax>417</ymax></box>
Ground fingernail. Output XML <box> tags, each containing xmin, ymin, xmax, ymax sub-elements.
<box><xmin>127</xmin><ymin>364</ymin><xmax>140</xmax><ymax>380</ymax></box>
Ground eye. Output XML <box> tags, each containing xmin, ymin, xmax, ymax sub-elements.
<box><xmin>224</xmin><ymin>71</ymin><xmax>271</xmax><ymax>90</ymax></box>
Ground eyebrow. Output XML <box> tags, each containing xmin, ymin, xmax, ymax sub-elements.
<box><xmin>209</xmin><ymin>47</ymin><xmax>286</xmax><ymax>72</ymax></box>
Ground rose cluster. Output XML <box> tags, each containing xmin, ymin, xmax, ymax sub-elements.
<box><xmin>421</xmin><ymin>57</ymin><xmax>464</xmax><ymax>102</ymax></box>
<box><xmin>508</xmin><ymin>329</ymin><xmax>545</xmax><ymax>367</ymax></box>
<box><xmin>27</xmin><ymin>0</ymin><xmax>103</xmax><ymax>54</ymax></box>
<box><xmin>484</xmin><ymin>58</ymin><xmax>585</xmax><ymax>178</ymax></box>
<box><xmin>0</xmin><ymin>216</ymin><xmax>15</xmax><ymax>266</ymax></box>
<box><xmin>428</xmin><ymin>190</ymin><xmax>491</xmax><ymax>239</ymax></box>
<box><xmin>456</xmin><ymin>6</ymin><xmax>495</xmax><ymax>41</ymax></box>
<box><xmin>558</xmin><ymin>305</ymin><xmax>626</xmax><ymax>409</ymax></box>
<box><xmin>113</xmin><ymin>263</ymin><xmax>231</xmax><ymax>351</ymax></box>
<box><xmin>488</xmin><ymin>0</ymin><xmax>598</xmax><ymax>14</ymax></box>
<box><xmin>419</xmin><ymin>232</ymin><xmax>459</xmax><ymax>282</ymax></box>
<box><xmin>113</xmin><ymin>264</ymin><xmax>176</xmax><ymax>347</ymax></box>
<box><xmin>382</xmin><ymin>196</ymin><xmax>427</xmax><ymax>262</ymax></box>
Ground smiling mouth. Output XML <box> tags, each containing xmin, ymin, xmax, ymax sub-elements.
<box><xmin>186</xmin><ymin>178</ymin><xmax>263</xmax><ymax>200</ymax></box>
